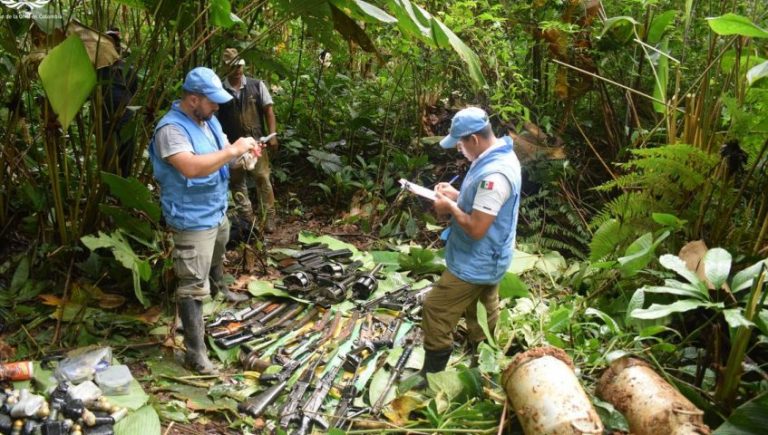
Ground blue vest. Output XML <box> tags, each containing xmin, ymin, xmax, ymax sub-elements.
<box><xmin>444</xmin><ymin>137</ymin><xmax>521</xmax><ymax>284</ymax></box>
<box><xmin>149</xmin><ymin>101</ymin><xmax>229</xmax><ymax>231</ymax></box>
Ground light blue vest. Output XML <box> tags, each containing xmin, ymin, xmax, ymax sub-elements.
<box><xmin>444</xmin><ymin>137</ymin><xmax>521</xmax><ymax>284</ymax></box>
<box><xmin>149</xmin><ymin>101</ymin><xmax>229</xmax><ymax>231</ymax></box>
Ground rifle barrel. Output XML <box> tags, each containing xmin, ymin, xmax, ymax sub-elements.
<box><xmin>370</xmin><ymin>339</ymin><xmax>415</xmax><ymax>416</ymax></box>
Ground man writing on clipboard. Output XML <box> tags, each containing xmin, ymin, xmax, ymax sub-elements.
<box><xmin>418</xmin><ymin>107</ymin><xmax>521</xmax><ymax>386</ymax></box>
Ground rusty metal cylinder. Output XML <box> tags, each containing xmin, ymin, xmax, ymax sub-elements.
<box><xmin>502</xmin><ymin>347</ymin><xmax>603</xmax><ymax>435</ymax></box>
<box><xmin>597</xmin><ymin>357</ymin><xmax>710</xmax><ymax>435</ymax></box>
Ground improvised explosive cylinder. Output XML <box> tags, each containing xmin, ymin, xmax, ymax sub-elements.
<box><xmin>596</xmin><ymin>357</ymin><xmax>710</xmax><ymax>435</ymax></box>
<box><xmin>502</xmin><ymin>347</ymin><xmax>603</xmax><ymax>435</ymax></box>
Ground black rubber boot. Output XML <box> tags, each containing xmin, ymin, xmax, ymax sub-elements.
<box><xmin>423</xmin><ymin>348</ymin><xmax>452</xmax><ymax>373</ymax></box>
<box><xmin>179</xmin><ymin>298</ymin><xmax>219</xmax><ymax>374</ymax></box>
<box><xmin>210</xmin><ymin>265</ymin><xmax>249</xmax><ymax>302</ymax></box>
<box><xmin>413</xmin><ymin>348</ymin><xmax>453</xmax><ymax>390</ymax></box>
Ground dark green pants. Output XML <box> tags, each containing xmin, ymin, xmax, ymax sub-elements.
<box><xmin>421</xmin><ymin>269</ymin><xmax>499</xmax><ymax>351</ymax></box>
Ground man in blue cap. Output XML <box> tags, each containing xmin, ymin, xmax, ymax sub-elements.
<box><xmin>419</xmin><ymin>106</ymin><xmax>521</xmax><ymax>385</ymax></box>
<box><xmin>149</xmin><ymin>67</ymin><xmax>263</xmax><ymax>374</ymax></box>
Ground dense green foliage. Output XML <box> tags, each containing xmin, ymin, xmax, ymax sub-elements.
<box><xmin>1</xmin><ymin>0</ymin><xmax>767</xmax><ymax>432</ymax></box>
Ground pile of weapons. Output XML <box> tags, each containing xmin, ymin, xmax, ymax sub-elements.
<box><xmin>209</xmin><ymin>244</ymin><xmax>424</xmax><ymax>350</ymax></box>
<box><xmin>0</xmin><ymin>383</ymin><xmax>126</xmax><ymax>435</ymax></box>
<box><xmin>230</xmin><ymin>305</ymin><xmax>423</xmax><ymax>433</ymax></box>
<box><xmin>204</xmin><ymin>243</ymin><xmax>432</xmax><ymax>432</ymax></box>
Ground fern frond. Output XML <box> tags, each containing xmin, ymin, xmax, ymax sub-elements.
<box><xmin>592</xmin><ymin>144</ymin><xmax>718</xmax><ymax>224</ymax></box>
<box><xmin>591</xmin><ymin>192</ymin><xmax>654</xmax><ymax>229</ymax></box>
<box><xmin>518</xmin><ymin>188</ymin><xmax>591</xmax><ymax>259</ymax></box>
<box><xmin>594</xmin><ymin>173</ymin><xmax>645</xmax><ymax>192</ymax></box>
<box><xmin>588</xmin><ymin>218</ymin><xmax>635</xmax><ymax>261</ymax></box>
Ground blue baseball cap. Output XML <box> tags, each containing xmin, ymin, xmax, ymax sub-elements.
<box><xmin>182</xmin><ymin>67</ymin><xmax>233</xmax><ymax>104</ymax></box>
<box><xmin>439</xmin><ymin>107</ymin><xmax>490</xmax><ymax>149</ymax></box>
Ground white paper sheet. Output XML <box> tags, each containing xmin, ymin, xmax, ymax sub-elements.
<box><xmin>398</xmin><ymin>178</ymin><xmax>437</xmax><ymax>201</ymax></box>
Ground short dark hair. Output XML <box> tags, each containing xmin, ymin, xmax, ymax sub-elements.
<box><xmin>182</xmin><ymin>90</ymin><xmax>206</xmax><ymax>99</ymax></box>
<box><xmin>460</xmin><ymin>123</ymin><xmax>493</xmax><ymax>142</ymax></box>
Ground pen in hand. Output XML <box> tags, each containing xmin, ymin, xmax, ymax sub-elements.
<box><xmin>435</xmin><ymin>175</ymin><xmax>459</xmax><ymax>200</ymax></box>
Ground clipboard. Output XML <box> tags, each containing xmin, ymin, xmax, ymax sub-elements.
<box><xmin>399</xmin><ymin>178</ymin><xmax>458</xmax><ymax>206</ymax></box>
<box><xmin>398</xmin><ymin>178</ymin><xmax>437</xmax><ymax>201</ymax></box>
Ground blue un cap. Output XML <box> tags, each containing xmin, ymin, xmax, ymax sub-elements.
<box><xmin>439</xmin><ymin>107</ymin><xmax>490</xmax><ymax>149</ymax></box>
<box><xmin>182</xmin><ymin>67</ymin><xmax>233</xmax><ymax>104</ymax></box>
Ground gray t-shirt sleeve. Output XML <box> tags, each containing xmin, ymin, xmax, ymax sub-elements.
<box><xmin>257</xmin><ymin>80</ymin><xmax>273</xmax><ymax>107</ymax></box>
<box><xmin>154</xmin><ymin>125</ymin><xmax>193</xmax><ymax>160</ymax></box>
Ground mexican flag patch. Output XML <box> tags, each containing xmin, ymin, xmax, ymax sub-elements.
<box><xmin>480</xmin><ymin>180</ymin><xmax>494</xmax><ymax>190</ymax></box>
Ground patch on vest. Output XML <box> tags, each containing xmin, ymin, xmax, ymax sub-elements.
<box><xmin>480</xmin><ymin>180</ymin><xmax>494</xmax><ymax>190</ymax></box>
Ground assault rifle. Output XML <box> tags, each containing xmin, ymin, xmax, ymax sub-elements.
<box><xmin>277</xmin><ymin>353</ymin><xmax>324</xmax><ymax>428</ymax></box>
<box><xmin>343</xmin><ymin>315</ymin><xmax>400</xmax><ymax>371</ymax></box>
<box><xmin>214</xmin><ymin>303</ymin><xmax>307</xmax><ymax>349</ymax></box>
<box><xmin>370</xmin><ymin>337</ymin><xmax>416</xmax><ymax>417</ymax></box>
<box><xmin>237</xmin><ymin>306</ymin><xmax>330</xmax><ymax>417</ymax></box>
<box><xmin>295</xmin><ymin>361</ymin><xmax>342</xmax><ymax>435</ymax></box>
<box><xmin>294</xmin><ymin>312</ymin><xmax>359</xmax><ymax>435</ymax></box>
<box><xmin>358</xmin><ymin>285</ymin><xmax>411</xmax><ymax>312</ymax></box>
<box><xmin>330</xmin><ymin>370</ymin><xmax>360</xmax><ymax>429</ymax></box>
<box><xmin>238</xmin><ymin>352</ymin><xmax>308</xmax><ymax>418</ymax></box>
<box><xmin>240</xmin><ymin>307</ymin><xmax>328</xmax><ymax>372</ymax></box>
<box><xmin>386</xmin><ymin>285</ymin><xmax>433</xmax><ymax>320</ymax></box>
<box><xmin>206</xmin><ymin>300</ymin><xmax>274</xmax><ymax>329</ymax></box>
<box><xmin>265</xmin><ymin>308</ymin><xmax>337</xmax><ymax>376</ymax></box>
<box><xmin>207</xmin><ymin>301</ymin><xmax>283</xmax><ymax>338</ymax></box>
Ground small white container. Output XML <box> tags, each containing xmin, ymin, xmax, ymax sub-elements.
<box><xmin>95</xmin><ymin>365</ymin><xmax>133</xmax><ymax>396</ymax></box>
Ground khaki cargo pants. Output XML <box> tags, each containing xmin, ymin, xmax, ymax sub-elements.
<box><xmin>422</xmin><ymin>269</ymin><xmax>500</xmax><ymax>351</ymax></box>
<box><xmin>230</xmin><ymin>149</ymin><xmax>275</xmax><ymax>223</ymax></box>
<box><xmin>171</xmin><ymin>217</ymin><xmax>230</xmax><ymax>300</ymax></box>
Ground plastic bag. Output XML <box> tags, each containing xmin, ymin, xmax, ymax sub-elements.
<box><xmin>54</xmin><ymin>347</ymin><xmax>112</xmax><ymax>384</ymax></box>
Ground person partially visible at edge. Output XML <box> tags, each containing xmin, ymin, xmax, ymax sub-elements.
<box><xmin>217</xmin><ymin>48</ymin><xmax>279</xmax><ymax>233</ymax></box>
<box><xmin>100</xmin><ymin>28</ymin><xmax>137</xmax><ymax>177</ymax></box>
<box><xmin>148</xmin><ymin>67</ymin><xmax>262</xmax><ymax>374</ymax></box>
<box><xmin>418</xmin><ymin>107</ymin><xmax>521</xmax><ymax>387</ymax></box>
